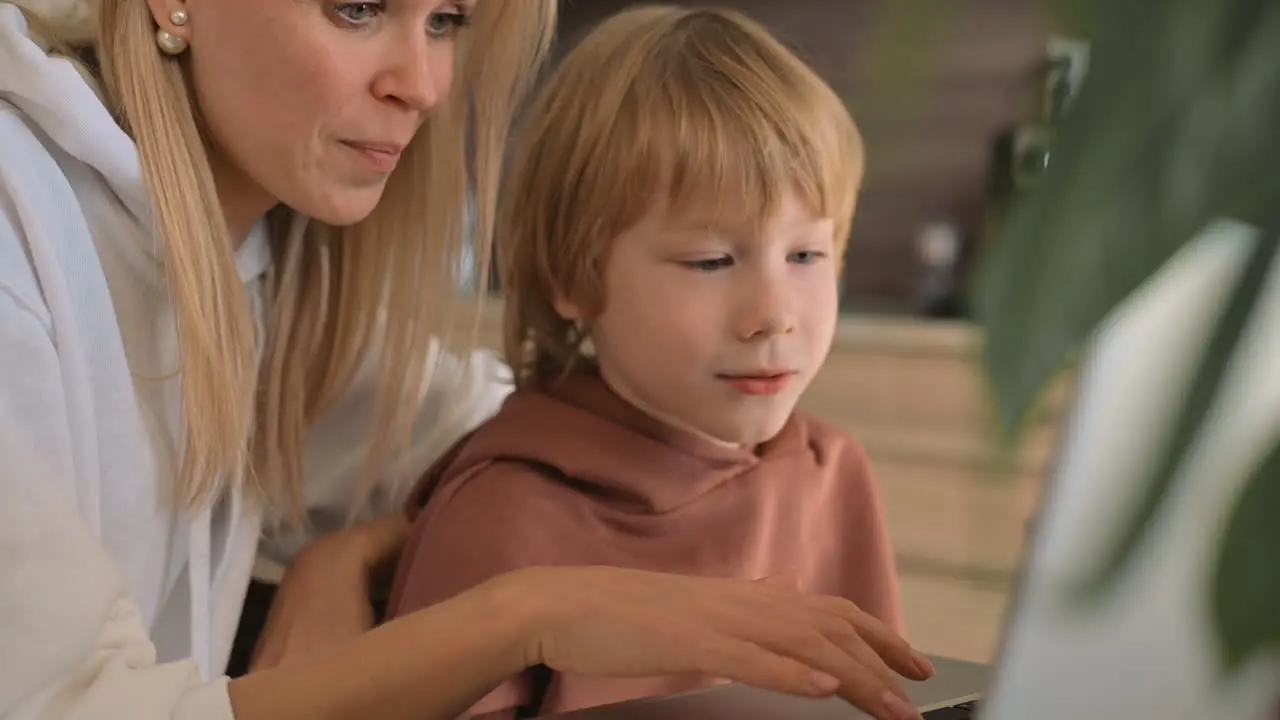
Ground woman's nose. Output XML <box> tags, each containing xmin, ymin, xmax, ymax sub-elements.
<box><xmin>372</xmin><ymin>44</ymin><xmax>445</xmax><ymax>113</ymax></box>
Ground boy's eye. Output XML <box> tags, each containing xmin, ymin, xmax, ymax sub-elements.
<box><xmin>789</xmin><ymin>250</ymin><xmax>828</xmax><ymax>265</ymax></box>
<box><xmin>680</xmin><ymin>256</ymin><xmax>734</xmax><ymax>272</ymax></box>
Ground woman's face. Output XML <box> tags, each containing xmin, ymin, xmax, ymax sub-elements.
<box><xmin>148</xmin><ymin>0</ymin><xmax>471</xmax><ymax>235</ymax></box>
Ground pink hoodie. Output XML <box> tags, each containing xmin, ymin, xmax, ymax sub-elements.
<box><xmin>387</xmin><ymin>370</ymin><xmax>903</xmax><ymax>718</ymax></box>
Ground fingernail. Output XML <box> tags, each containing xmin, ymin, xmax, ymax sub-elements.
<box><xmin>879</xmin><ymin>690</ymin><xmax>923</xmax><ymax>720</ymax></box>
<box><xmin>912</xmin><ymin>652</ymin><xmax>935</xmax><ymax>677</ymax></box>
<box><xmin>808</xmin><ymin>671</ymin><xmax>840</xmax><ymax>693</ymax></box>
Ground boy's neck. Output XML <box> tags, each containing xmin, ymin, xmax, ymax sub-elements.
<box><xmin>595</xmin><ymin>366</ymin><xmax>747</xmax><ymax>451</ymax></box>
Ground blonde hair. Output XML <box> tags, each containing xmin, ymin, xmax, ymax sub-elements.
<box><xmin>500</xmin><ymin>5</ymin><xmax>863</xmax><ymax>391</ymax></box>
<box><xmin>25</xmin><ymin>1</ymin><xmax>556</xmax><ymax>522</ymax></box>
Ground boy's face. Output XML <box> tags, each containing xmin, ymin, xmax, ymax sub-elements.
<box><xmin>558</xmin><ymin>189</ymin><xmax>840</xmax><ymax>447</ymax></box>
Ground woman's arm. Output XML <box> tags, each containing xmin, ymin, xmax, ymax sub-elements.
<box><xmin>233</xmin><ymin>566</ymin><xmax>933</xmax><ymax>720</ymax></box>
<box><xmin>0</xmin><ymin>288</ymin><xmax>234</xmax><ymax>720</ymax></box>
<box><xmin>230</xmin><ymin>576</ymin><xmax>533</xmax><ymax>720</ymax></box>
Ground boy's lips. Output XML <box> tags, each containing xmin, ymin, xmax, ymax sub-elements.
<box><xmin>717</xmin><ymin>370</ymin><xmax>796</xmax><ymax>397</ymax></box>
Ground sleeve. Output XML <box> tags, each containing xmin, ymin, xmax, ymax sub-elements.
<box><xmin>391</xmin><ymin>462</ymin><xmax>588</xmax><ymax>719</ymax></box>
<box><xmin>255</xmin><ymin>334</ymin><xmax>514</xmax><ymax>574</ymax></box>
<box><xmin>0</xmin><ymin>288</ymin><xmax>235</xmax><ymax>720</ymax></box>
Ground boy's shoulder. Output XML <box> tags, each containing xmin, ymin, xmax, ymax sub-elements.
<box><xmin>403</xmin><ymin>383</ymin><xmax>624</xmax><ymax>520</ymax></box>
<box><xmin>403</xmin><ymin>408</ymin><xmax>572</xmax><ymax>520</ymax></box>
<box><xmin>790</xmin><ymin>408</ymin><xmax>850</xmax><ymax>439</ymax></box>
<box><xmin>418</xmin><ymin>453</ymin><xmax>580</xmax><ymax>530</ymax></box>
<box><xmin>787</xmin><ymin>409</ymin><xmax>874</xmax><ymax>469</ymax></box>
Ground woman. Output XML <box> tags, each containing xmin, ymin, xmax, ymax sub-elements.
<box><xmin>0</xmin><ymin>1</ymin><xmax>932</xmax><ymax>719</ymax></box>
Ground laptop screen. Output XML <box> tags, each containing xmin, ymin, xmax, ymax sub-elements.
<box><xmin>980</xmin><ymin>220</ymin><xmax>1280</xmax><ymax>720</ymax></box>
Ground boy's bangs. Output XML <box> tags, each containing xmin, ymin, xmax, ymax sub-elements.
<box><xmin>659</xmin><ymin>92</ymin><xmax>818</xmax><ymax>231</ymax></box>
<box><xmin>605</xmin><ymin>42</ymin><xmax>858</xmax><ymax>237</ymax></box>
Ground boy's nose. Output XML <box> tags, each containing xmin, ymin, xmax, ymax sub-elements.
<box><xmin>734</xmin><ymin>279</ymin><xmax>797</xmax><ymax>341</ymax></box>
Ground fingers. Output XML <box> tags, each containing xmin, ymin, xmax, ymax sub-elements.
<box><xmin>702</xmin><ymin>634</ymin><xmax>923</xmax><ymax>720</ymax></box>
<box><xmin>776</xmin><ymin>633</ymin><xmax>922</xmax><ymax>720</ymax></box>
<box><xmin>711</xmin><ymin>590</ymin><xmax>919</xmax><ymax>719</ymax></box>
<box><xmin>813</xmin><ymin>615</ymin><xmax>911</xmax><ymax>702</ymax></box>
<box><xmin>811</xmin><ymin>594</ymin><xmax>934</xmax><ymax>681</ymax></box>
<box><xmin>747</xmin><ymin>580</ymin><xmax>931</xmax><ymax>682</ymax></box>
<box><xmin>698</xmin><ymin>635</ymin><xmax>841</xmax><ymax>698</ymax></box>
<box><xmin>729</xmin><ymin>581</ymin><xmax>932</xmax><ymax>719</ymax></box>
<box><xmin>746</xmin><ymin>619</ymin><xmax>919</xmax><ymax>716</ymax></box>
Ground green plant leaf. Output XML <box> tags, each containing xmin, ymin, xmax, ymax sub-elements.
<box><xmin>976</xmin><ymin>0</ymin><xmax>1280</xmax><ymax>440</ymax></box>
<box><xmin>977</xmin><ymin>0</ymin><xmax>1280</xmax><ymax>619</ymax></box>
<box><xmin>1077</xmin><ymin>232</ymin><xmax>1279</xmax><ymax>598</ymax></box>
<box><xmin>1212</xmin><ymin>437</ymin><xmax>1280</xmax><ymax>672</ymax></box>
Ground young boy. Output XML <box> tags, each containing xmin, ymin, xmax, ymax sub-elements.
<box><xmin>387</xmin><ymin>5</ymin><xmax>903</xmax><ymax>717</ymax></box>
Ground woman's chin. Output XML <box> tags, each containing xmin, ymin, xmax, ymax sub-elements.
<box><xmin>291</xmin><ymin>184</ymin><xmax>387</xmax><ymax>228</ymax></box>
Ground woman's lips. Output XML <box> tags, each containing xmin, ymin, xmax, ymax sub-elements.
<box><xmin>340</xmin><ymin>140</ymin><xmax>404</xmax><ymax>174</ymax></box>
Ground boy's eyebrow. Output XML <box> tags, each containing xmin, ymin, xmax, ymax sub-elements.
<box><xmin>661</xmin><ymin>217</ymin><xmax>833</xmax><ymax>245</ymax></box>
<box><xmin>784</xmin><ymin>217</ymin><xmax>836</xmax><ymax>236</ymax></box>
<box><xmin>664</xmin><ymin>218</ymin><xmax>718</xmax><ymax>233</ymax></box>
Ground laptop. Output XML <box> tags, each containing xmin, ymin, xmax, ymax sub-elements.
<box><xmin>543</xmin><ymin>222</ymin><xmax>1280</xmax><ymax>719</ymax></box>
<box><xmin>541</xmin><ymin>655</ymin><xmax>989</xmax><ymax>719</ymax></box>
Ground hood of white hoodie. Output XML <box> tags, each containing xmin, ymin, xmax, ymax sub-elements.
<box><xmin>0</xmin><ymin>4</ymin><xmax>150</xmax><ymax>222</ymax></box>
<box><xmin>0</xmin><ymin>2</ymin><xmax>271</xmax><ymax>280</ymax></box>
<box><xmin>9</xmin><ymin>0</ymin><xmax>94</xmax><ymax>42</ymax></box>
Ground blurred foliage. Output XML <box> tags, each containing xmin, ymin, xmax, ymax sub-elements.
<box><xmin>1213</xmin><ymin>441</ymin><xmax>1280</xmax><ymax>672</ymax></box>
<box><xmin>974</xmin><ymin>0</ymin><xmax>1280</xmax><ymax>673</ymax></box>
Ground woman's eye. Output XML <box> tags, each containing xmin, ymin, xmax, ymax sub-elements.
<box><xmin>427</xmin><ymin>9</ymin><xmax>472</xmax><ymax>38</ymax></box>
<box><xmin>334</xmin><ymin>1</ymin><xmax>383</xmax><ymax>25</ymax></box>
<box><xmin>680</xmin><ymin>256</ymin><xmax>734</xmax><ymax>272</ymax></box>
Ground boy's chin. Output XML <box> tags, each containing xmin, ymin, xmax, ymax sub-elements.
<box><xmin>702</xmin><ymin>411</ymin><xmax>795</xmax><ymax>448</ymax></box>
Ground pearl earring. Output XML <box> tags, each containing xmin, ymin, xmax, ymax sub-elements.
<box><xmin>156</xmin><ymin>8</ymin><xmax>189</xmax><ymax>55</ymax></box>
<box><xmin>156</xmin><ymin>28</ymin><xmax>188</xmax><ymax>55</ymax></box>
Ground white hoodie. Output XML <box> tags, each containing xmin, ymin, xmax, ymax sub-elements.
<box><xmin>0</xmin><ymin>5</ymin><xmax>512</xmax><ymax>718</ymax></box>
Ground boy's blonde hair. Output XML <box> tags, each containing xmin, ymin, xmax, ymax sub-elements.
<box><xmin>501</xmin><ymin>5</ymin><xmax>864</xmax><ymax>390</ymax></box>
<box><xmin>21</xmin><ymin>1</ymin><xmax>556</xmax><ymax>522</ymax></box>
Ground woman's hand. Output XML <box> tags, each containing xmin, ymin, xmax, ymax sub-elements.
<box><xmin>492</xmin><ymin>566</ymin><xmax>935</xmax><ymax>720</ymax></box>
<box><xmin>249</xmin><ymin>514</ymin><xmax>410</xmax><ymax>671</ymax></box>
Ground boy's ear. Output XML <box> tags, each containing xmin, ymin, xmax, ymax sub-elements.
<box><xmin>553</xmin><ymin>296</ymin><xmax>583</xmax><ymax>322</ymax></box>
